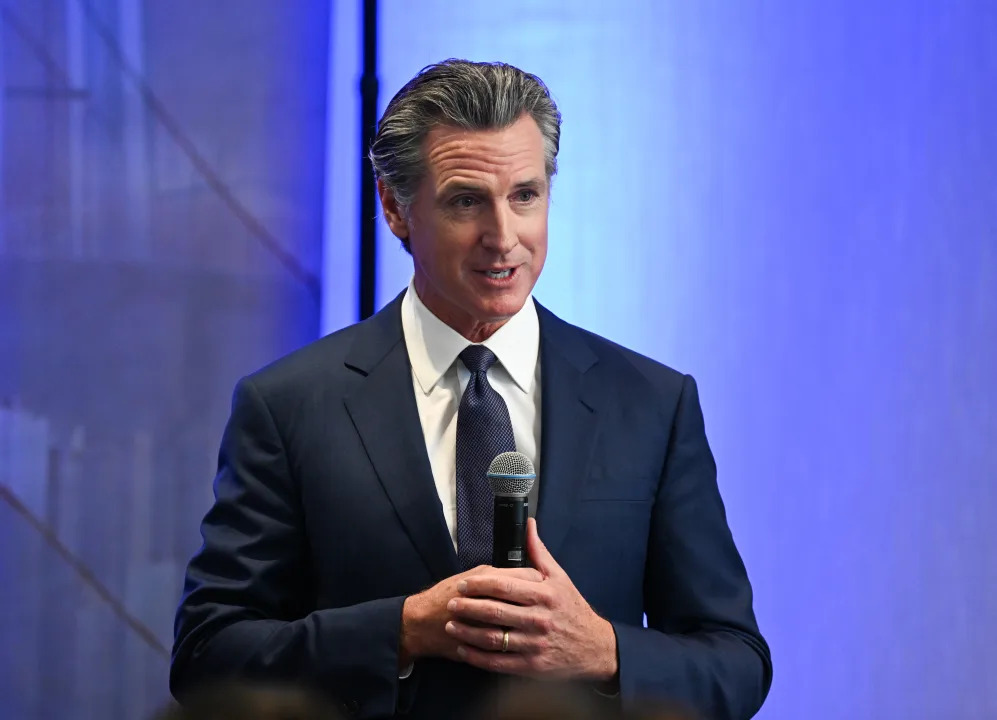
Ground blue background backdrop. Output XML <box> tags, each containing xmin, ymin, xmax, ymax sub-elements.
<box><xmin>4</xmin><ymin>2</ymin><xmax>996</xmax><ymax>717</ymax></box>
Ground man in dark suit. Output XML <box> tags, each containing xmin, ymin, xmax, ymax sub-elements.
<box><xmin>171</xmin><ymin>59</ymin><xmax>772</xmax><ymax>720</ymax></box>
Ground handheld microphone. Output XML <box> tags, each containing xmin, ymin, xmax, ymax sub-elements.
<box><xmin>487</xmin><ymin>451</ymin><xmax>536</xmax><ymax>568</ymax></box>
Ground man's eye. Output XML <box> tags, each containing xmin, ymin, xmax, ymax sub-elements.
<box><xmin>515</xmin><ymin>190</ymin><xmax>538</xmax><ymax>202</ymax></box>
<box><xmin>453</xmin><ymin>196</ymin><xmax>477</xmax><ymax>208</ymax></box>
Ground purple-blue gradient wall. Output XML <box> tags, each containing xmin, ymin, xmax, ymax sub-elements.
<box><xmin>1</xmin><ymin>2</ymin><xmax>994</xmax><ymax>718</ymax></box>
<box><xmin>1</xmin><ymin>2</ymin><xmax>328</xmax><ymax>716</ymax></box>
<box><xmin>325</xmin><ymin>3</ymin><xmax>997</xmax><ymax>718</ymax></box>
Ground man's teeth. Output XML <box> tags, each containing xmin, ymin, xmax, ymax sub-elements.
<box><xmin>486</xmin><ymin>269</ymin><xmax>512</xmax><ymax>279</ymax></box>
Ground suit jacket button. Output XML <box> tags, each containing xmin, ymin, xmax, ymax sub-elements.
<box><xmin>345</xmin><ymin>699</ymin><xmax>360</xmax><ymax>715</ymax></box>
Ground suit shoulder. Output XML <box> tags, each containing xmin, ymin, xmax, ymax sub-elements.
<box><xmin>240</xmin><ymin>320</ymin><xmax>366</xmax><ymax>401</ymax></box>
<box><xmin>594</xmin><ymin>330</ymin><xmax>685</xmax><ymax>386</ymax></box>
<box><xmin>550</xmin><ymin>313</ymin><xmax>689</xmax><ymax>399</ymax></box>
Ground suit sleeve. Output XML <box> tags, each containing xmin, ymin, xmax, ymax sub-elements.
<box><xmin>170</xmin><ymin>376</ymin><xmax>408</xmax><ymax>719</ymax></box>
<box><xmin>611</xmin><ymin>374</ymin><xmax>773</xmax><ymax>720</ymax></box>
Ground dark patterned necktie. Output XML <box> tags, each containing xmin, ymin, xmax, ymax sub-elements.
<box><xmin>456</xmin><ymin>345</ymin><xmax>516</xmax><ymax>570</ymax></box>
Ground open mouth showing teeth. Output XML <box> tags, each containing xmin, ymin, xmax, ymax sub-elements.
<box><xmin>485</xmin><ymin>269</ymin><xmax>513</xmax><ymax>279</ymax></box>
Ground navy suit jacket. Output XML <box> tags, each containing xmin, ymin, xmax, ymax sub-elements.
<box><xmin>171</xmin><ymin>292</ymin><xmax>772</xmax><ymax>720</ymax></box>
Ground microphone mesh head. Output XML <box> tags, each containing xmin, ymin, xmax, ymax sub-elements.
<box><xmin>487</xmin><ymin>452</ymin><xmax>536</xmax><ymax>496</ymax></box>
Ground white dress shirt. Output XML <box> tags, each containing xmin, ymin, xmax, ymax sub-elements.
<box><xmin>400</xmin><ymin>279</ymin><xmax>542</xmax><ymax>552</ymax></box>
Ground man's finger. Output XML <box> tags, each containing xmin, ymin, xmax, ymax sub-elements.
<box><xmin>448</xmin><ymin>597</ymin><xmax>542</xmax><ymax>631</ymax></box>
<box><xmin>468</xmin><ymin>566</ymin><xmax>544</xmax><ymax>583</ymax></box>
<box><xmin>458</xmin><ymin>573</ymin><xmax>552</xmax><ymax>607</ymax></box>
<box><xmin>456</xmin><ymin>644</ymin><xmax>534</xmax><ymax>676</ymax></box>
<box><xmin>526</xmin><ymin>518</ymin><xmax>563</xmax><ymax>579</ymax></box>
<box><xmin>445</xmin><ymin>620</ymin><xmax>538</xmax><ymax>654</ymax></box>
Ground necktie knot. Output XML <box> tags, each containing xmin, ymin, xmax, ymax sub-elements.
<box><xmin>460</xmin><ymin>345</ymin><xmax>498</xmax><ymax>374</ymax></box>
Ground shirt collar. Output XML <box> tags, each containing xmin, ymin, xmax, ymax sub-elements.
<box><xmin>401</xmin><ymin>278</ymin><xmax>540</xmax><ymax>396</ymax></box>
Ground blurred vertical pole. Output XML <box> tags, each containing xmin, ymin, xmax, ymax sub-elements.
<box><xmin>0</xmin><ymin>7</ymin><xmax>5</xmax><ymax>255</ymax></box>
<box><xmin>321</xmin><ymin>0</ymin><xmax>360</xmax><ymax>333</ymax></box>
<box><xmin>359</xmin><ymin>0</ymin><xmax>378</xmax><ymax>319</ymax></box>
<box><xmin>117</xmin><ymin>0</ymin><xmax>150</xmax><ymax>261</ymax></box>
<box><xmin>66</xmin><ymin>0</ymin><xmax>86</xmax><ymax>258</ymax></box>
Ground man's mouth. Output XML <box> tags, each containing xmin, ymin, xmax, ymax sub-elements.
<box><xmin>485</xmin><ymin>268</ymin><xmax>514</xmax><ymax>279</ymax></box>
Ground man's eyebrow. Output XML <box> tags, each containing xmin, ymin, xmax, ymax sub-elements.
<box><xmin>512</xmin><ymin>178</ymin><xmax>546</xmax><ymax>192</ymax></box>
<box><xmin>436</xmin><ymin>177</ymin><xmax>547</xmax><ymax>199</ymax></box>
<box><xmin>437</xmin><ymin>181</ymin><xmax>487</xmax><ymax>197</ymax></box>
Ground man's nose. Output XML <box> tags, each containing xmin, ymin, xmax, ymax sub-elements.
<box><xmin>480</xmin><ymin>204</ymin><xmax>518</xmax><ymax>254</ymax></box>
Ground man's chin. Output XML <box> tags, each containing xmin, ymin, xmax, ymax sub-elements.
<box><xmin>475</xmin><ymin>296</ymin><xmax>528</xmax><ymax>322</ymax></box>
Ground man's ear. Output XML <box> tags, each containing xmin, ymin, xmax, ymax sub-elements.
<box><xmin>377</xmin><ymin>179</ymin><xmax>410</xmax><ymax>241</ymax></box>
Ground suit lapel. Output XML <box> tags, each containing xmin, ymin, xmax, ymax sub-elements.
<box><xmin>343</xmin><ymin>293</ymin><xmax>459</xmax><ymax>582</ymax></box>
<box><xmin>535</xmin><ymin>303</ymin><xmax>601</xmax><ymax>560</ymax></box>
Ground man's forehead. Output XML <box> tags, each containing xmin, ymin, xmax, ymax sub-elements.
<box><xmin>422</xmin><ymin>117</ymin><xmax>545</xmax><ymax>184</ymax></box>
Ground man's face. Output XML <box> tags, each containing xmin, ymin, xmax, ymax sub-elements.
<box><xmin>380</xmin><ymin>114</ymin><xmax>549</xmax><ymax>341</ymax></box>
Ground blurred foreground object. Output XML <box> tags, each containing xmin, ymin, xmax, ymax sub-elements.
<box><xmin>473</xmin><ymin>679</ymin><xmax>698</xmax><ymax>720</ymax></box>
<box><xmin>152</xmin><ymin>681</ymin><xmax>343</xmax><ymax>720</ymax></box>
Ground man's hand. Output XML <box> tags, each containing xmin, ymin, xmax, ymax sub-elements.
<box><xmin>444</xmin><ymin>518</ymin><xmax>619</xmax><ymax>681</ymax></box>
<box><xmin>399</xmin><ymin>564</ymin><xmax>544</xmax><ymax>668</ymax></box>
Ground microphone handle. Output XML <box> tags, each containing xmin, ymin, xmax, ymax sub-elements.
<box><xmin>492</xmin><ymin>495</ymin><xmax>529</xmax><ymax>568</ymax></box>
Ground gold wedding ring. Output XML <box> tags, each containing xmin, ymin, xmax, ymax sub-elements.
<box><xmin>501</xmin><ymin>629</ymin><xmax>510</xmax><ymax>653</ymax></box>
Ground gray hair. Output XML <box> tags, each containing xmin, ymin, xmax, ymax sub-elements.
<box><xmin>370</xmin><ymin>59</ymin><xmax>562</xmax><ymax>249</ymax></box>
